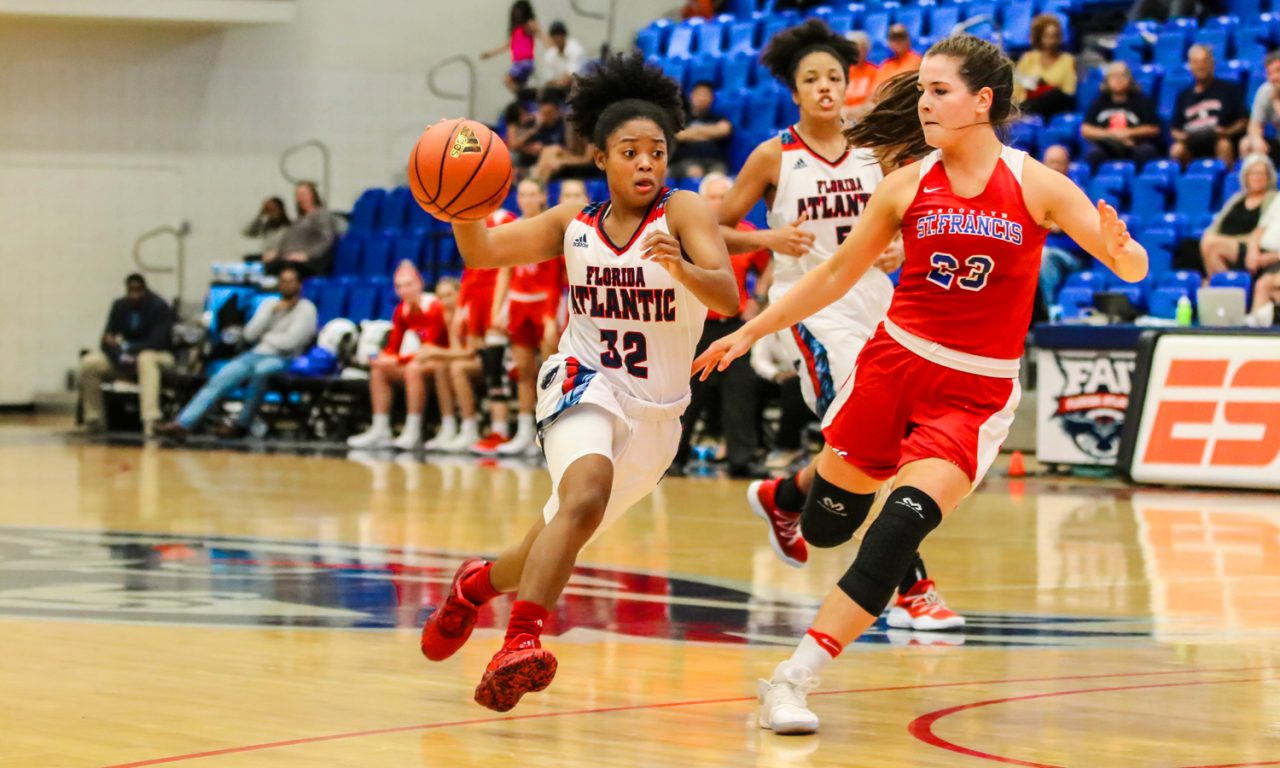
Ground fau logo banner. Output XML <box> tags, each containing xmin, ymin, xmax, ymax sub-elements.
<box><xmin>1129</xmin><ymin>335</ymin><xmax>1280</xmax><ymax>489</ymax></box>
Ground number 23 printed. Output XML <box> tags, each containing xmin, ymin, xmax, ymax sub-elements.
<box><xmin>925</xmin><ymin>252</ymin><xmax>993</xmax><ymax>291</ymax></box>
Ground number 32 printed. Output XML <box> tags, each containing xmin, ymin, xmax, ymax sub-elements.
<box><xmin>925</xmin><ymin>252</ymin><xmax>993</xmax><ymax>291</ymax></box>
<box><xmin>600</xmin><ymin>330</ymin><xmax>648</xmax><ymax>378</ymax></box>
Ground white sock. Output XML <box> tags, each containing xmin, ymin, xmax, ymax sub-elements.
<box><xmin>459</xmin><ymin>417</ymin><xmax>478</xmax><ymax>433</ymax></box>
<box><xmin>786</xmin><ymin>631</ymin><xmax>840</xmax><ymax>679</ymax></box>
<box><xmin>439</xmin><ymin>415</ymin><xmax>457</xmax><ymax>435</ymax></box>
<box><xmin>402</xmin><ymin>413</ymin><xmax>422</xmax><ymax>437</ymax></box>
<box><xmin>516</xmin><ymin>413</ymin><xmax>535</xmax><ymax>437</ymax></box>
<box><xmin>371</xmin><ymin>413</ymin><xmax>390</xmax><ymax>433</ymax></box>
<box><xmin>493</xmin><ymin>419</ymin><xmax>510</xmax><ymax>438</ymax></box>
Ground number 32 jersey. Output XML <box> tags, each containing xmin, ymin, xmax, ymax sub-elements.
<box><xmin>558</xmin><ymin>188</ymin><xmax>708</xmax><ymax>405</ymax></box>
<box><xmin>890</xmin><ymin>146</ymin><xmax>1049</xmax><ymax>362</ymax></box>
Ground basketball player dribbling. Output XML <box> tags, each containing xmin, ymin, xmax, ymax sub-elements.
<box><xmin>420</xmin><ymin>53</ymin><xmax>739</xmax><ymax>712</ymax></box>
<box><xmin>715</xmin><ymin>20</ymin><xmax>962</xmax><ymax>632</ymax></box>
<box><xmin>695</xmin><ymin>35</ymin><xmax>1148</xmax><ymax>734</ymax></box>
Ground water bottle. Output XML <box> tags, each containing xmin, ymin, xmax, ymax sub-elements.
<box><xmin>1175</xmin><ymin>295</ymin><xmax>1193</xmax><ymax>327</ymax></box>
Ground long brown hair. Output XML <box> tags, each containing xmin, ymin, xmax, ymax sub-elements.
<box><xmin>845</xmin><ymin>34</ymin><xmax>1017</xmax><ymax>166</ymax></box>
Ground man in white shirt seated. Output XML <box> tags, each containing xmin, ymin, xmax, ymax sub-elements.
<box><xmin>540</xmin><ymin>21</ymin><xmax>585</xmax><ymax>90</ymax></box>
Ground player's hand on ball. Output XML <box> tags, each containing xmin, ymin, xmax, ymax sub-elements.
<box><xmin>641</xmin><ymin>231</ymin><xmax>686</xmax><ymax>277</ymax></box>
<box><xmin>1098</xmin><ymin>200</ymin><xmax>1130</xmax><ymax>259</ymax></box>
<box><xmin>764</xmin><ymin>211</ymin><xmax>815</xmax><ymax>257</ymax></box>
<box><xmin>692</xmin><ymin>328</ymin><xmax>755</xmax><ymax>381</ymax></box>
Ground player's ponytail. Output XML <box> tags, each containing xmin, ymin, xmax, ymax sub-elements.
<box><xmin>844</xmin><ymin>71</ymin><xmax>931</xmax><ymax>168</ymax></box>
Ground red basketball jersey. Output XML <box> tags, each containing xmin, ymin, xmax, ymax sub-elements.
<box><xmin>460</xmin><ymin>208</ymin><xmax>516</xmax><ymax>294</ymax></box>
<box><xmin>888</xmin><ymin>146</ymin><xmax>1048</xmax><ymax>362</ymax></box>
<box><xmin>509</xmin><ymin>257</ymin><xmax>562</xmax><ymax>301</ymax></box>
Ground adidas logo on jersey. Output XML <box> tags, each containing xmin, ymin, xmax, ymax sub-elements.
<box><xmin>793</xmin><ymin>157</ymin><xmax>808</xmax><ymax>170</ymax></box>
<box><xmin>572</xmin><ymin>233</ymin><xmax>589</xmax><ymax>248</ymax></box>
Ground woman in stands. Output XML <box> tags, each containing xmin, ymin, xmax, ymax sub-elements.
<box><xmin>714</xmin><ymin>19</ymin><xmax>964</xmax><ymax>634</ymax></box>
<box><xmin>419</xmin><ymin>53</ymin><xmax>738</xmax><ymax>712</ymax></box>
<box><xmin>347</xmin><ymin>262</ymin><xmax>453</xmax><ymax>452</ymax></box>
<box><xmin>695</xmin><ymin>34</ymin><xmax>1147</xmax><ymax>734</ymax></box>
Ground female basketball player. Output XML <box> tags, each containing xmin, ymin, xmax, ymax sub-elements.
<box><xmin>420</xmin><ymin>53</ymin><xmax>738</xmax><ymax>712</ymax></box>
<box><xmin>716</xmin><ymin>20</ymin><xmax>961</xmax><ymax>632</ymax></box>
<box><xmin>694</xmin><ymin>35</ymin><xmax>1147</xmax><ymax>734</ymax></box>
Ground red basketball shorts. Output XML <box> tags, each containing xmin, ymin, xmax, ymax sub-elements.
<box><xmin>459</xmin><ymin>284</ymin><xmax>494</xmax><ymax>338</ymax></box>
<box><xmin>822</xmin><ymin>324</ymin><xmax>1021</xmax><ymax>487</ymax></box>
<box><xmin>508</xmin><ymin>299</ymin><xmax>548</xmax><ymax>348</ymax></box>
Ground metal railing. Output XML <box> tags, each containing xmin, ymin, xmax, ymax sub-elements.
<box><xmin>132</xmin><ymin>221</ymin><xmax>191</xmax><ymax>313</ymax></box>
<box><xmin>428</xmin><ymin>54</ymin><xmax>477</xmax><ymax>118</ymax></box>
<box><xmin>278</xmin><ymin>139</ymin><xmax>331</xmax><ymax>202</ymax></box>
<box><xmin>569</xmin><ymin>0</ymin><xmax>619</xmax><ymax>58</ymax></box>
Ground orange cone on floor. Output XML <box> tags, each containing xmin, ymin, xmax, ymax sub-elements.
<box><xmin>1008</xmin><ymin>450</ymin><xmax>1026</xmax><ymax>478</ymax></box>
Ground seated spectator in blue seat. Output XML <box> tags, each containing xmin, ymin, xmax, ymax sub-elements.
<box><xmin>1039</xmin><ymin>145</ymin><xmax>1088</xmax><ymax>306</ymax></box>
<box><xmin>261</xmin><ymin>182</ymin><xmax>338</xmax><ymax>277</ymax></box>
<box><xmin>1200</xmin><ymin>154</ymin><xmax>1277</xmax><ymax>276</ymax></box>
<box><xmin>78</xmin><ymin>273</ymin><xmax>174</xmax><ymax>436</ymax></box>
<box><xmin>540</xmin><ymin>21</ymin><xmax>586</xmax><ymax>91</ymax></box>
<box><xmin>511</xmin><ymin>88</ymin><xmax>567</xmax><ymax>177</ymax></box>
<box><xmin>242</xmin><ymin>196</ymin><xmax>290</xmax><ymax>258</ymax></box>
<box><xmin>153</xmin><ymin>266</ymin><xmax>317</xmax><ymax>441</ymax></box>
<box><xmin>1014</xmin><ymin>15</ymin><xmax>1078</xmax><ymax>120</ymax></box>
<box><xmin>672</xmin><ymin>81</ymin><xmax>733</xmax><ymax>179</ymax></box>
<box><xmin>1245</xmin><ymin>182</ymin><xmax>1280</xmax><ymax>310</ymax></box>
<box><xmin>1170</xmin><ymin>45</ymin><xmax>1246</xmax><ymax>167</ymax></box>
<box><xmin>1239</xmin><ymin>52</ymin><xmax>1280</xmax><ymax>168</ymax></box>
<box><xmin>347</xmin><ymin>263</ymin><xmax>453</xmax><ymax>452</ymax></box>
<box><xmin>1082</xmin><ymin>62</ymin><xmax>1163</xmax><ymax>168</ymax></box>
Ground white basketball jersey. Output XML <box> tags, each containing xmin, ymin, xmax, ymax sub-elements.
<box><xmin>559</xmin><ymin>188</ymin><xmax>707</xmax><ymax>405</ymax></box>
<box><xmin>767</xmin><ymin>127</ymin><xmax>891</xmax><ymax>299</ymax></box>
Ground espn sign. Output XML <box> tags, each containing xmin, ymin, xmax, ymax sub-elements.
<box><xmin>1123</xmin><ymin>333</ymin><xmax>1280</xmax><ymax>489</ymax></box>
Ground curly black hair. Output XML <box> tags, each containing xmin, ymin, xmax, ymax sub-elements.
<box><xmin>761</xmin><ymin>19</ymin><xmax>859</xmax><ymax>90</ymax></box>
<box><xmin>567</xmin><ymin>52</ymin><xmax>686</xmax><ymax>150</ymax></box>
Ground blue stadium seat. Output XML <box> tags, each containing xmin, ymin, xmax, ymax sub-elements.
<box><xmin>659</xmin><ymin>57</ymin><xmax>690</xmax><ymax>92</ymax></box>
<box><xmin>1104</xmin><ymin>284</ymin><xmax>1147</xmax><ymax>312</ymax></box>
<box><xmin>1175</xmin><ymin>173</ymin><xmax>1220</xmax><ymax>218</ymax></box>
<box><xmin>1099</xmin><ymin>160</ymin><xmax>1137</xmax><ymax>186</ymax></box>
<box><xmin>1209</xmin><ymin>270</ymin><xmax>1252</xmax><ymax>307</ymax></box>
<box><xmin>316</xmin><ymin>282</ymin><xmax>350</xmax><ymax>327</ymax></box>
<box><xmin>929</xmin><ymin>3</ymin><xmax>960</xmax><ymax>36</ymax></box>
<box><xmin>1078</xmin><ymin>66</ymin><xmax>1104</xmax><ymax>112</ymax></box>
<box><xmin>1160</xmin><ymin>269</ymin><xmax>1203</xmax><ymax>294</ymax></box>
<box><xmin>666</xmin><ymin>20</ymin><xmax>700</xmax><ymax>59</ymax></box>
<box><xmin>1089</xmin><ymin>173</ymin><xmax>1130</xmax><ymax>211</ymax></box>
<box><xmin>376</xmin><ymin>187</ymin><xmax>411</xmax><ymax>231</ymax></box>
<box><xmin>1133</xmin><ymin>64</ymin><xmax>1163</xmax><ymax>99</ymax></box>
<box><xmin>743</xmin><ymin>86</ymin><xmax>780</xmax><ymax>131</ymax></box>
<box><xmin>1222</xmin><ymin>168</ymin><xmax>1242</xmax><ymax>202</ymax></box>
<box><xmin>1154</xmin><ymin>29</ymin><xmax>1191</xmax><ymax>71</ymax></box>
<box><xmin>1131</xmin><ymin>175</ymin><xmax>1173</xmax><ymax>223</ymax></box>
<box><xmin>1143</xmin><ymin>159</ymin><xmax>1181</xmax><ymax>185</ymax></box>
<box><xmin>1114</xmin><ymin>32</ymin><xmax>1150</xmax><ymax>68</ymax></box>
<box><xmin>348</xmin><ymin>189</ymin><xmax>384</xmax><ymax>232</ymax></box>
<box><xmin>406</xmin><ymin>194</ymin><xmax>435</xmax><ymax>231</ymax></box>
<box><xmin>435</xmin><ymin>235</ymin><xmax>462</xmax><ymax>278</ymax></box>
<box><xmin>346</xmin><ymin>283</ymin><xmax>379</xmax><ymax>323</ymax></box>
<box><xmin>1065</xmin><ymin>270</ymin><xmax>1108</xmax><ymax>290</ymax></box>
<box><xmin>301</xmin><ymin>276</ymin><xmax>328</xmax><ymax>306</ymax></box>
<box><xmin>776</xmin><ymin>89</ymin><xmax>800</xmax><ymax>129</ymax></box>
<box><xmin>1003</xmin><ymin>0</ymin><xmax>1035</xmax><ymax>49</ymax></box>
<box><xmin>698</xmin><ymin>19</ymin><xmax>726</xmax><ymax>57</ymax></box>
<box><xmin>760</xmin><ymin>11</ymin><xmax>800</xmax><ymax>49</ymax></box>
<box><xmin>688</xmin><ymin>53</ymin><xmax>720</xmax><ymax>89</ymax></box>
<box><xmin>635</xmin><ymin>27</ymin><xmax>663</xmax><ymax>59</ymax></box>
<box><xmin>360</xmin><ymin>231</ymin><xmax>394</xmax><ymax>278</ymax></box>
<box><xmin>1187</xmin><ymin>157</ymin><xmax>1227</xmax><ymax>181</ymax></box>
<box><xmin>1057</xmin><ymin>286</ymin><xmax>1096</xmax><ymax>318</ymax></box>
<box><xmin>377</xmin><ymin>286</ymin><xmax>400</xmax><ymax>321</ymax></box>
<box><xmin>717</xmin><ymin>90</ymin><xmax>747</xmax><ymax>128</ymax></box>
<box><xmin>1226</xmin><ymin>0</ymin><xmax>1261</xmax><ymax>17</ymax></box>
<box><xmin>720</xmin><ymin>51</ymin><xmax>755</xmax><ymax>92</ymax></box>
<box><xmin>1137</xmin><ymin>226</ymin><xmax>1177</xmax><ymax>277</ymax></box>
<box><xmin>863</xmin><ymin>11</ymin><xmax>891</xmax><ymax>46</ymax></box>
<box><xmin>587</xmin><ymin>179</ymin><xmax>609</xmax><ymax>203</ymax></box>
<box><xmin>823</xmin><ymin>12</ymin><xmax>855</xmax><ymax>36</ymax></box>
<box><xmin>724</xmin><ymin>0</ymin><xmax>757</xmax><ymax>16</ymax></box>
<box><xmin>332</xmin><ymin>234</ymin><xmax>364</xmax><ymax>276</ymax></box>
<box><xmin>1008</xmin><ymin>116</ymin><xmax>1042</xmax><ymax>155</ymax></box>
<box><xmin>730</xmin><ymin>128</ymin><xmax>773</xmax><ymax>170</ymax></box>
<box><xmin>1193</xmin><ymin>27</ymin><xmax>1231</xmax><ymax>63</ymax></box>
<box><xmin>1043</xmin><ymin>112</ymin><xmax>1083</xmax><ymax>155</ymax></box>
<box><xmin>1149</xmin><ymin>286</ymin><xmax>1191</xmax><ymax>318</ymax></box>
<box><xmin>1235</xmin><ymin>16</ymin><xmax>1275</xmax><ymax>63</ymax></box>
<box><xmin>725</xmin><ymin>20</ymin><xmax>757</xmax><ymax>55</ymax></box>
<box><xmin>1158</xmin><ymin>67</ymin><xmax>1194</xmax><ymax>123</ymax></box>
<box><xmin>393</xmin><ymin>230</ymin><xmax>427</xmax><ymax>274</ymax></box>
<box><xmin>894</xmin><ymin>5</ymin><xmax>927</xmax><ymax>39</ymax></box>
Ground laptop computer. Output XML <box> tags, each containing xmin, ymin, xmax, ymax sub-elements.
<box><xmin>1197</xmin><ymin>287</ymin><xmax>1247</xmax><ymax>327</ymax></box>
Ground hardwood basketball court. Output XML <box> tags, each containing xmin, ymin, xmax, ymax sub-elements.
<box><xmin>1</xmin><ymin>416</ymin><xmax>1276</xmax><ymax>767</ymax></box>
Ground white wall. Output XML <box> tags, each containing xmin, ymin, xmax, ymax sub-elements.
<box><xmin>0</xmin><ymin>0</ymin><xmax>673</xmax><ymax>404</ymax></box>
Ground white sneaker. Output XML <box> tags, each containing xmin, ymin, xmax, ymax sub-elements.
<box><xmin>423</xmin><ymin>426</ymin><xmax>458</xmax><ymax>452</ymax></box>
<box><xmin>757</xmin><ymin>661</ymin><xmax>820</xmax><ymax>735</ymax></box>
<box><xmin>495</xmin><ymin>429</ymin><xmax>536</xmax><ymax>456</ymax></box>
<box><xmin>441</xmin><ymin>422</ymin><xmax>480</xmax><ymax>453</ymax></box>
<box><xmin>392</xmin><ymin>429</ymin><xmax>420</xmax><ymax>452</ymax></box>
<box><xmin>347</xmin><ymin>427</ymin><xmax>393</xmax><ymax>449</ymax></box>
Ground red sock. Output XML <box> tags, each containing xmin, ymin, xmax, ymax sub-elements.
<box><xmin>806</xmin><ymin>628</ymin><xmax>843</xmax><ymax>659</ymax></box>
<box><xmin>459</xmin><ymin>562</ymin><xmax>502</xmax><ymax>605</ymax></box>
<box><xmin>505</xmin><ymin>600</ymin><xmax>549</xmax><ymax>644</ymax></box>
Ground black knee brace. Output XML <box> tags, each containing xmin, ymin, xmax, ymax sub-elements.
<box><xmin>837</xmin><ymin>486</ymin><xmax>943</xmax><ymax>615</ymax></box>
<box><xmin>800</xmin><ymin>472</ymin><xmax>877</xmax><ymax>549</ymax></box>
<box><xmin>481</xmin><ymin>344</ymin><xmax>508</xmax><ymax>399</ymax></box>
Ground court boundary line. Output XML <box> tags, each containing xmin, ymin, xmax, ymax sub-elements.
<box><xmin>907</xmin><ymin>676</ymin><xmax>1266</xmax><ymax>768</ymax></box>
<box><xmin>103</xmin><ymin>665</ymin><xmax>1266</xmax><ymax>767</ymax></box>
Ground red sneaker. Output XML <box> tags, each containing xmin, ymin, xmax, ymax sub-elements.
<box><xmin>470</xmin><ymin>432</ymin><xmax>510</xmax><ymax>457</ymax></box>
<box><xmin>747</xmin><ymin>479</ymin><xmax>807</xmax><ymax>568</ymax></box>
<box><xmin>420</xmin><ymin>559</ymin><xmax>487</xmax><ymax>661</ymax></box>
<box><xmin>886</xmin><ymin>579</ymin><xmax>965</xmax><ymax>631</ymax></box>
<box><xmin>473</xmin><ymin>634</ymin><xmax>558</xmax><ymax>712</ymax></box>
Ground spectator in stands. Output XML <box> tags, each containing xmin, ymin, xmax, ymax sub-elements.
<box><xmin>480</xmin><ymin>1</ymin><xmax>547</xmax><ymax>94</ymax></box>
<box><xmin>1042</xmin><ymin>143</ymin><xmax>1071</xmax><ymax>175</ymax></box>
<box><xmin>1039</xmin><ymin>145</ymin><xmax>1085</xmax><ymax>309</ymax></box>
<box><xmin>1240</xmin><ymin>51</ymin><xmax>1280</xmax><ymax>167</ymax></box>
<box><xmin>541</xmin><ymin>21</ymin><xmax>586</xmax><ymax>90</ymax></box>
<box><xmin>680</xmin><ymin>0</ymin><xmax>722</xmax><ymax>19</ymax></box>
<box><xmin>262</xmin><ymin>182</ymin><xmax>338</xmax><ymax>278</ymax></box>
<box><xmin>1244</xmin><ymin>170</ymin><xmax>1280</xmax><ymax>307</ymax></box>
<box><xmin>1081</xmin><ymin>61</ymin><xmax>1162</xmax><ymax>168</ymax></box>
<box><xmin>1170</xmin><ymin>45</ymin><xmax>1246</xmax><ymax>166</ymax></box>
<box><xmin>242</xmin><ymin>197</ymin><xmax>290</xmax><ymax>258</ymax></box>
<box><xmin>873</xmin><ymin>24</ymin><xmax>921</xmax><ymax>89</ymax></box>
<box><xmin>672</xmin><ymin>81</ymin><xmax>733</xmax><ymax>179</ymax></box>
<box><xmin>347</xmin><ymin>262</ymin><xmax>451</xmax><ymax>451</ymax></box>
<box><xmin>672</xmin><ymin>173</ymin><xmax>769</xmax><ymax>478</ymax></box>
<box><xmin>78</xmin><ymin>274</ymin><xmax>174</xmax><ymax>436</ymax></box>
<box><xmin>750</xmin><ymin>328</ymin><xmax>809</xmax><ymax>471</ymax></box>
<box><xmin>1014</xmin><ymin>14</ymin><xmax>1077</xmax><ymax>119</ymax></box>
<box><xmin>530</xmin><ymin>93</ymin><xmax>597</xmax><ymax>183</ymax></box>
<box><xmin>511</xmin><ymin>88</ymin><xmax>568</xmax><ymax>179</ymax></box>
<box><xmin>1201</xmin><ymin>154</ymin><xmax>1277</xmax><ymax>276</ymax></box>
<box><xmin>154</xmin><ymin>266</ymin><xmax>316</xmax><ymax>441</ymax></box>
<box><xmin>842</xmin><ymin>31</ymin><xmax>879</xmax><ymax>121</ymax></box>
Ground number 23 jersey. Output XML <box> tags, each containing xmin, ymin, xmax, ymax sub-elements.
<box><xmin>890</xmin><ymin>146</ymin><xmax>1049</xmax><ymax>362</ymax></box>
<box><xmin>558</xmin><ymin>188</ymin><xmax>708</xmax><ymax>405</ymax></box>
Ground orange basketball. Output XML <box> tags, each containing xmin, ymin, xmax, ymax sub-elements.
<box><xmin>409</xmin><ymin>118</ymin><xmax>512</xmax><ymax>223</ymax></box>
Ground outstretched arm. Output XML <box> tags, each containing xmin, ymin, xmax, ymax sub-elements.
<box><xmin>1027</xmin><ymin>159</ymin><xmax>1147</xmax><ymax>283</ymax></box>
<box><xmin>450</xmin><ymin>204</ymin><xmax>572</xmax><ymax>268</ymax></box>
<box><xmin>643</xmin><ymin>191</ymin><xmax>740</xmax><ymax>317</ymax></box>
<box><xmin>693</xmin><ymin>165</ymin><xmax>913</xmax><ymax>379</ymax></box>
<box><xmin>715</xmin><ymin>139</ymin><xmax>815</xmax><ymax>257</ymax></box>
